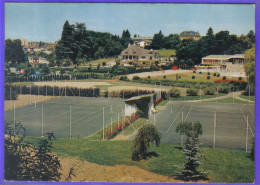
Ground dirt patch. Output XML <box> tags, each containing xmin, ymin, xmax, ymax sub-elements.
<box><xmin>127</xmin><ymin>69</ymin><xmax>192</xmax><ymax>80</ymax></box>
<box><xmin>4</xmin><ymin>95</ymin><xmax>59</xmax><ymax>111</ymax></box>
<box><xmin>34</xmin><ymin>81</ymin><xmax>112</xmax><ymax>88</ymax></box>
<box><xmin>59</xmin><ymin>157</ymin><xmax>184</xmax><ymax>182</ymax></box>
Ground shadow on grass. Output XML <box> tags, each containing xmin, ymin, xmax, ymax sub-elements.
<box><xmin>174</xmin><ymin>146</ymin><xmax>183</xmax><ymax>150</ymax></box>
<box><xmin>146</xmin><ymin>151</ymin><xmax>159</xmax><ymax>158</ymax></box>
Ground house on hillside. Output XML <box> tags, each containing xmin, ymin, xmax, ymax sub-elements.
<box><xmin>133</xmin><ymin>36</ymin><xmax>153</xmax><ymax>48</ymax></box>
<box><xmin>200</xmin><ymin>54</ymin><xmax>245</xmax><ymax>76</ymax></box>
<box><xmin>28</xmin><ymin>56</ymin><xmax>49</xmax><ymax>67</ymax></box>
<box><xmin>180</xmin><ymin>31</ymin><xmax>200</xmax><ymax>40</ymax></box>
<box><xmin>120</xmin><ymin>44</ymin><xmax>158</xmax><ymax>65</ymax></box>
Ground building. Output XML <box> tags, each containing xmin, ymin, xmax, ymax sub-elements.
<box><xmin>133</xmin><ymin>36</ymin><xmax>153</xmax><ymax>48</ymax></box>
<box><xmin>200</xmin><ymin>54</ymin><xmax>245</xmax><ymax>76</ymax></box>
<box><xmin>28</xmin><ymin>56</ymin><xmax>49</xmax><ymax>67</ymax></box>
<box><xmin>120</xmin><ymin>44</ymin><xmax>158</xmax><ymax>65</ymax></box>
<box><xmin>180</xmin><ymin>31</ymin><xmax>200</xmax><ymax>40</ymax></box>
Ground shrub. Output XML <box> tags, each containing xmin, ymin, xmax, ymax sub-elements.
<box><xmin>208</xmin><ymin>72</ymin><xmax>210</xmax><ymax>75</ymax></box>
<box><xmin>119</xmin><ymin>75</ymin><xmax>129</xmax><ymax>81</ymax></box>
<box><xmin>217</xmin><ymin>73</ymin><xmax>220</xmax><ymax>77</ymax></box>
<box><xmin>193</xmin><ymin>71</ymin><xmax>196</xmax><ymax>73</ymax></box>
<box><xmin>170</xmin><ymin>89</ymin><xmax>181</xmax><ymax>98</ymax></box>
<box><xmin>218</xmin><ymin>86</ymin><xmax>229</xmax><ymax>94</ymax></box>
<box><xmin>213</xmin><ymin>73</ymin><xmax>216</xmax><ymax>76</ymax></box>
<box><xmin>192</xmin><ymin>75</ymin><xmax>195</xmax><ymax>79</ymax></box>
<box><xmin>163</xmin><ymin>76</ymin><xmax>166</xmax><ymax>79</ymax></box>
<box><xmin>148</xmin><ymin>76</ymin><xmax>151</xmax><ymax>79</ymax></box>
<box><xmin>238</xmin><ymin>77</ymin><xmax>243</xmax><ymax>80</ymax></box>
<box><xmin>179</xmin><ymin>76</ymin><xmax>181</xmax><ymax>79</ymax></box>
<box><xmin>207</xmin><ymin>76</ymin><xmax>210</xmax><ymax>80</ymax></box>
<box><xmin>132</xmin><ymin>76</ymin><xmax>141</xmax><ymax>81</ymax></box>
<box><xmin>131</xmin><ymin>124</ymin><xmax>161</xmax><ymax>161</ymax></box>
<box><xmin>203</xmin><ymin>87</ymin><xmax>215</xmax><ymax>95</ymax></box>
<box><xmin>199</xmin><ymin>72</ymin><xmax>202</xmax><ymax>74</ymax></box>
<box><xmin>186</xmin><ymin>89</ymin><xmax>198</xmax><ymax>96</ymax></box>
<box><xmin>223</xmin><ymin>76</ymin><xmax>226</xmax><ymax>80</ymax></box>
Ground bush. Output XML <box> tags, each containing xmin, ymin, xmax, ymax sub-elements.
<box><xmin>186</xmin><ymin>89</ymin><xmax>198</xmax><ymax>96</ymax></box>
<box><xmin>207</xmin><ymin>76</ymin><xmax>210</xmax><ymax>80</ymax></box>
<box><xmin>192</xmin><ymin>75</ymin><xmax>195</xmax><ymax>79</ymax></box>
<box><xmin>217</xmin><ymin>73</ymin><xmax>220</xmax><ymax>77</ymax></box>
<box><xmin>199</xmin><ymin>72</ymin><xmax>202</xmax><ymax>74</ymax></box>
<box><xmin>119</xmin><ymin>75</ymin><xmax>129</xmax><ymax>81</ymax></box>
<box><xmin>218</xmin><ymin>86</ymin><xmax>229</xmax><ymax>94</ymax></box>
<box><xmin>179</xmin><ymin>76</ymin><xmax>181</xmax><ymax>79</ymax></box>
<box><xmin>5</xmin><ymin>84</ymin><xmax>19</xmax><ymax>100</ymax></box>
<box><xmin>132</xmin><ymin>76</ymin><xmax>141</xmax><ymax>81</ymax></box>
<box><xmin>223</xmin><ymin>76</ymin><xmax>226</xmax><ymax>80</ymax></box>
<box><xmin>163</xmin><ymin>76</ymin><xmax>166</xmax><ymax>79</ymax></box>
<box><xmin>238</xmin><ymin>77</ymin><xmax>243</xmax><ymax>80</ymax></box>
<box><xmin>193</xmin><ymin>71</ymin><xmax>196</xmax><ymax>73</ymax></box>
<box><xmin>203</xmin><ymin>87</ymin><xmax>215</xmax><ymax>95</ymax></box>
<box><xmin>148</xmin><ymin>76</ymin><xmax>151</xmax><ymax>79</ymax></box>
<box><xmin>208</xmin><ymin>72</ymin><xmax>210</xmax><ymax>75</ymax></box>
<box><xmin>170</xmin><ymin>89</ymin><xmax>180</xmax><ymax>98</ymax></box>
<box><xmin>213</xmin><ymin>73</ymin><xmax>216</xmax><ymax>76</ymax></box>
<box><xmin>131</xmin><ymin>124</ymin><xmax>161</xmax><ymax>161</ymax></box>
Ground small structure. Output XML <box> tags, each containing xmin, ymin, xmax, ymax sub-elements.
<box><xmin>133</xmin><ymin>36</ymin><xmax>153</xmax><ymax>48</ymax></box>
<box><xmin>180</xmin><ymin>31</ymin><xmax>200</xmax><ymax>40</ymax></box>
<box><xmin>124</xmin><ymin>94</ymin><xmax>155</xmax><ymax>117</ymax></box>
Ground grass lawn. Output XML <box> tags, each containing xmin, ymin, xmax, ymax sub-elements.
<box><xmin>158</xmin><ymin>49</ymin><xmax>176</xmax><ymax>57</ymax></box>
<box><xmin>239</xmin><ymin>95</ymin><xmax>255</xmax><ymax>102</ymax></box>
<box><xmin>22</xmin><ymin>137</ymin><xmax>254</xmax><ymax>183</ymax></box>
<box><xmin>170</xmin><ymin>93</ymin><xmax>226</xmax><ymax>101</ymax></box>
<box><xmin>157</xmin><ymin>100</ymin><xmax>169</xmax><ymax>106</ymax></box>
<box><xmin>204</xmin><ymin>98</ymin><xmax>251</xmax><ymax>104</ymax></box>
<box><xmin>122</xmin><ymin>118</ymin><xmax>147</xmax><ymax>135</ymax></box>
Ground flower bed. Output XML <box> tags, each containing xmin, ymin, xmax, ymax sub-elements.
<box><xmin>104</xmin><ymin>114</ymin><xmax>140</xmax><ymax>139</ymax></box>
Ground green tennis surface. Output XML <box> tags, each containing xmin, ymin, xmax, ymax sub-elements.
<box><xmin>150</xmin><ymin>101</ymin><xmax>255</xmax><ymax>150</ymax></box>
<box><xmin>5</xmin><ymin>97</ymin><xmax>125</xmax><ymax>138</ymax></box>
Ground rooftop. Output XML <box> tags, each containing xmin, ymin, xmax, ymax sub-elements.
<box><xmin>202</xmin><ymin>54</ymin><xmax>244</xmax><ymax>60</ymax></box>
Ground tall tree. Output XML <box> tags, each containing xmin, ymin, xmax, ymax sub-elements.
<box><xmin>151</xmin><ymin>30</ymin><xmax>164</xmax><ymax>50</ymax></box>
<box><xmin>175</xmin><ymin>121</ymin><xmax>207</xmax><ymax>181</ymax></box>
<box><xmin>5</xmin><ymin>39</ymin><xmax>26</xmax><ymax>66</ymax></box>
<box><xmin>164</xmin><ymin>34</ymin><xmax>181</xmax><ymax>50</ymax></box>
<box><xmin>244</xmin><ymin>46</ymin><xmax>255</xmax><ymax>88</ymax></box>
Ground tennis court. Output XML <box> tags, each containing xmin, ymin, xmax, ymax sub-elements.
<box><xmin>5</xmin><ymin>97</ymin><xmax>125</xmax><ymax>138</ymax></box>
<box><xmin>150</xmin><ymin>101</ymin><xmax>255</xmax><ymax>151</ymax></box>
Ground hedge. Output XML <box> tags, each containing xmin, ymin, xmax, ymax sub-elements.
<box><xmin>203</xmin><ymin>87</ymin><xmax>215</xmax><ymax>95</ymax></box>
<box><xmin>186</xmin><ymin>88</ymin><xmax>198</xmax><ymax>96</ymax></box>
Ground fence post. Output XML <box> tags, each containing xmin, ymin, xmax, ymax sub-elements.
<box><xmin>213</xmin><ymin>112</ymin><xmax>216</xmax><ymax>149</ymax></box>
<box><xmin>103</xmin><ymin>107</ymin><xmax>105</xmax><ymax>140</ymax></box>
<box><xmin>246</xmin><ymin>115</ymin><xmax>249</xmax><ymax>152</ymax></box>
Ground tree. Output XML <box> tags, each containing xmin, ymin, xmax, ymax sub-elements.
<box><xmin>150</xmin><ymin>30</ymin><xmax>165</xmax><ymax>50</ymax></box>
<box><xmin>40</xmin><ymin>64</ymin><xmax>50</xmax><ymax>75</ymax></box>
<box><xmin>175</xmin><ymin>121</ymin><xmax>207</xmax><ymax>181</ymax></box>
<box><xmin>244</xmin><ymin>46</ymin><xmax>255</xmax><ymax>94</ymax></box>
<box><xmin>4</xmin><ymin>121</ymin><xmax>61</xmax><ymax>181</ymax></box>
<box><xmin>164</xmin><ymin>34</ymin><xmax>181</xmax><ymax>50</ymax></box>
<box><xmin>5</xmin><ymin>39</ymin><xmax>26</xmax><ymax>66</ymax></box>
<box><xmin>131</xmin><ymin>124</ymin><xmax>161</xmax><ymax>161</ymax></box>
<box><xmin>206</xmin><ymin>27</ymin><xmax>214</xmax><ymax>37</ymax></box>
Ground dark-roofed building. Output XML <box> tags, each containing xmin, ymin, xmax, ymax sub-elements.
<box><xmin>180</xmin><ymin>31</ymin><xmax>200</xmax><ymax>40</ymax></box>
<box><xmin>120</xmin><ymin>44</ymin><xmax>158</xmax><ymax>62</ymax></box>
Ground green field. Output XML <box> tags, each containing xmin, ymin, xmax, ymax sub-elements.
<box><xmin>204</xmin><ymin>97</ymin><xmax>252</xmax><ymax>104</ymax></box>
<box><xmin>158</xmin><ymin>49</ymin><xmax>176</xmax><ymax>57</ymax></box>
<box><xmin>240</xmin><ymin>95</ymin><xmax>255</xmax><ymax>102</ymax></box>
<box><xmin>170</xmin><ymin>93</ymin><xmax>225</xmax><ymax>101</ymax></box>
<box><xmin>22</xmin><ymin>136</ymin><xmax>254</xmax><ymax>183</ymax></box>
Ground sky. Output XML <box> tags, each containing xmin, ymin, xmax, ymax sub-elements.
<box><xmin>5</xmin><ymin>3</ymin><xmax>255</xmax><ymax>43</ymax></box>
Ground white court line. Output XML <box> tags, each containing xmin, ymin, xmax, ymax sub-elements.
<box><xmin>240</xmin><ymin>109</ymin><xmax>254</xmax><ymax>137</ymax></box>
<box><xmin>248</xmin><ymin>108</ymin><xmax>255</xmax><ymax>118</ymax></box>
<box><xmin>184</xmin><ymin>106</ymin><xmax>192</xmax><ymax>121</ymax></box>
<box><xmin>166</xmin><ymin>105</ymin><xmax>185</xmax><ymax>133</ymax></box>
